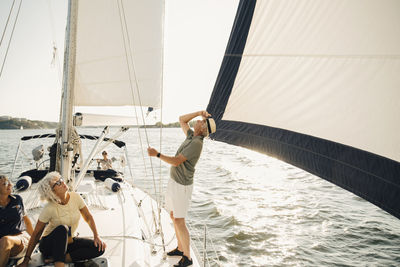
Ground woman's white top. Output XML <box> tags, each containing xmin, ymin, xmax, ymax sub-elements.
<box><xmin>39</xmin><ymin>192</ymin><xmax>86</xmax><ymax>237</ymax></box>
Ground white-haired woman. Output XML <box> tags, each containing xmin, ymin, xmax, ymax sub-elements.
<box><xmin>18</xmin><ymin>171</ymin><xmax>105</xmax><ymax>267</ymax></box>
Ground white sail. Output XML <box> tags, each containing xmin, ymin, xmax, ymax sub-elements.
<box><xmin>208</xmin><ymin>0</ymin><xmax>400</xmax><ymax>219</ymax></box>
<box><xmin>222</xmin><ymin>0</ymin><xmax>400</xmax><ymax>162</ymax></box>
<box><xmin>73</xmin><ymin>0</ymin><xmax>163</xmax><ymax>108</ymax></box>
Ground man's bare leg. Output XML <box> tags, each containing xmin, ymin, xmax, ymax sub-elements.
<box><xmin>171</xmin><ymin>211</ymin><xmax>183</xmax><ymax>251</ymax></box>
<box><xmin>174</xmin><ymin>218</ymin><xmax>191</xmax><ymax>259</ymax></box>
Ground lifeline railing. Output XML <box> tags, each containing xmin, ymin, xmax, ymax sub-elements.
<box><xmin>187</xmin><ymin>218</ymin><xmax>222</xmax><ymax>266</ymax></box>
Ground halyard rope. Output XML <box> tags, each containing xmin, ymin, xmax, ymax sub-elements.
<box><xmin>0</xmin><ymin>0</ymin><xmax>16</xmax><ymax>48</ymax></box>
<box><xmin>0</xmin><ymin>0</ymin><xmax>23</xmax><ymax>79</ymax></box>
<box><xmin>116</xmin><ymin>0</ymin><xmax>166</xmax><ymax>253</ymax></box>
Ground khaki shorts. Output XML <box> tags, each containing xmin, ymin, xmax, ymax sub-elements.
<box><xmin>10</xmin><ymin>231</ymin><xmax>30</xmax><ymax>259</ymax></box>
<box><xmin>165</xmin><ymin>179</ymin><xmax>193</xmax><ymax>218</ymax></box>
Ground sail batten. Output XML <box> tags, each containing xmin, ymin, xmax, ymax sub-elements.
<box><xmin>208</xmin><ymin>0</ymin><xmax>400</xmax><ymax>219</ymax></box>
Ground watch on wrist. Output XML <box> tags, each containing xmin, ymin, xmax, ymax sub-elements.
<box><xmin>157</xmin><ymin>152</ymin><xmax>161</xmax><ymax>158</ymax></box>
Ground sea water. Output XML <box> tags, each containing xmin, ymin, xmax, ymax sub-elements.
<box><xmin>1</xmin><ymin>128</ymin><xmax>400</xmax><ymax>267</ymax></box>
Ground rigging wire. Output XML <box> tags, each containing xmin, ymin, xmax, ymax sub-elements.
<box><xmin>116</xmin><ymin>0</ymin><xmax>160</xmax><ymax>196</ymax></box>
<box><xmin>0</xmin><ymin>0</ymin><xmax>23</xmax><ymax>80</ymax></box>
<box><xmin>0</xmin><ymin>0</ymin><xmax>16</xmax><ymax>49</ymax></box>
<box><xmin>157</xmin><ymin>0</ymin><xmax>167</xmax><ymax>253</ymax></box>
<box><xmin>117</xmin><ymin>0</ymin><xmax>166</xmax><ymax>252</ymax></box>
<box><xmin>118</xmin><ymin>0</ymin><xmax>159</xmax><ymax>192</ymax></box>
<box><xmin>115</xmin><ymin>0</ymin><xmax>152</xmax><ymax>192</ymax></box>
<box><xmin>45</xmin><ymin>0</ymin><xmax>63</xmax><ymax>166</ymax></box>
<box><xmin>115</xmin><ymin>0</ymin><xmax>160</xmax><ymax>240</ymax></box>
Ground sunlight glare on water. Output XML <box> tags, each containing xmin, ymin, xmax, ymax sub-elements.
<box><xmin>1</xmin><ymin>128</ymin><xmax>400</xmax><ymax>266</ymax></box>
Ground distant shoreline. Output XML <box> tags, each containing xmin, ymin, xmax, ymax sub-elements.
<box><xmin>0</xmin><ymin>117</ymin><xmax>58</xmax><ymax>129</ymax></box>
<box><xmin>0</xmin><ymin>116</ymin><xmax>186</xmax><ymax>129</ymax></box>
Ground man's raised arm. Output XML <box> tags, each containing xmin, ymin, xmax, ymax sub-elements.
<box><xmin>179</xmin><ymin>110</ymin><xmax>210</xmax><ymax>136</ymax></box>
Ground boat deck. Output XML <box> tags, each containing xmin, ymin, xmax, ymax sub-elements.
<box><xmin>17</xmin><ymin>174</ymin><xmax>201</xmax><ymax>266</ymax></box>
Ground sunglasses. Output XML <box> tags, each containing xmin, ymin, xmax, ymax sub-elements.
<box><xmin>1</xmin><ymin>180</ymin><xmax>12</xmax><ymax>187</ymax></box>
<box><xmin>52</xmin><ymin>178</ymin><xmax>64</xmax><ymax>189</ymax></box>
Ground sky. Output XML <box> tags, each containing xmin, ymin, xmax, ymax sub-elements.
<box><xmin>0</xmin><ymin>0</ymin><xmax>239</xmax><ymax>123</ymax></box>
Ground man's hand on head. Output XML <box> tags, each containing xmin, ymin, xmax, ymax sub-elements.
<box><xmin>200</xmin><ymin>111</ymin><xmax>211</xmax><ymax>119</ymax></box>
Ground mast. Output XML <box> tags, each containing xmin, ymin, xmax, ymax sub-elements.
<box><xmin>60</xmin><ymin>0</ymin><xmax>78</xmax><ymax>181</ymax></box>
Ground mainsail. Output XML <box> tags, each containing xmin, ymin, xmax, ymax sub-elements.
<box><xmin>208</xmin><ymin>0</ymin><xmax>400</xmax><ymax>219</ymax></box>
<box><xmin>58</xmin><ymin>0</ymin><xmax>164</xmax><ymax>179</ymax></box>
<box><xmin>73</xmin><ymin>0</ymin><xmax>163</xmax><ymax>108</ymax></box>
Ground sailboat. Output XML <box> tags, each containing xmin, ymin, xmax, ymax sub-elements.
<box><xmin>207</xmin><ymin>0</ymin><xmax>400</xmax><ymax>220</ymax></box>
<box><xmin>5</xmin><ymin>0</ymin><xmax>400</xmax><ymax>265</ymax></box>
<box><xmin>6</xmin><ymin>0</ymin><xmax>205</xmax><ymax>266</ymax></box>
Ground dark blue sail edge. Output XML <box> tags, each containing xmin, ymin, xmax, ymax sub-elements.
<box><xmin>207</xmin><ymin>0</ymin><xmax>400</xmax><ymax>219</ymax></box>
<box><xmin>207</xmin><ymin>0</ymin><xmax>257</xmax><ymax>122</ymax></box>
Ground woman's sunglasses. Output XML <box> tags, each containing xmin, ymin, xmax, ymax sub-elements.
<box><xmin>52</xmin><ymin>178</ymin><xmax>64</xmax><ymax>189</ymax></box>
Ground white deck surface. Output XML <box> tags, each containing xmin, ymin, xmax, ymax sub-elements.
<box><xmin>19</xmin><ymin>174</ymin><xmax>201</xmax><ymax>267</ymax></box>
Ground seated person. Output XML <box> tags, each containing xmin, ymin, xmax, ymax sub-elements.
<box><xmin>96</xmin><ymin>151</ymin><xmax>113</xmax><ymax>170</ymax></box>
<box><xmin>0</xmin><ymin>175</ymin><xmax>33</xmax><ymax>266</ymax></box>
<box><xmin>18</xmin><ymin>172</ymin><xmax>106</xmax><ymax>267</ymax></box>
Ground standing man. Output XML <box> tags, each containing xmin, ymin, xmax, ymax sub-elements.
<box><xmin>148</xmin><ymin>110</ymin><xmax>216</xmax><ymax>267</ymax></box>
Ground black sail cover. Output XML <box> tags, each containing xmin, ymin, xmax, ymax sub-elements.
<box><xmin>21</xmin><ymin>134</ymin><xmax>126</xmax><ymax>148</ymax></box>
<box><xmin>207</xmin><ymin>0</ymin><xmax>400</xmax><ymax>219</ymax></box>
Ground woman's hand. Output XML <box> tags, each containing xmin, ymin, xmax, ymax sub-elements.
<box><xmin>80</xmin><ymin>206</ymin><xmax>105</xmax><ymax>252</ymax></box>
<box><xmin>93</xmin><ymin>235</ymin><xmax>106</xmax><ymax>251</ymax></box>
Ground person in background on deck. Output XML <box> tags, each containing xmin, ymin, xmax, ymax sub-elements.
<box><xmin>18</xmin><ymin>171</ymin><xmax>106</xmax><ymax>267</ymax></box>
<box><xmin>147</xmin><ymin>110</ymin><xmax>216</xmax><ymax>267</ymax></box>
<box><xmin>97</xmin><ymin>151</ymin><xmax>113</xmax><ymax>170</ymax></box>
<box><xmin>0</xmin><ymin>175</ymin><xmax>33</xmax><ymax>267</ymax></box>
